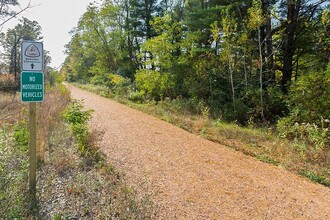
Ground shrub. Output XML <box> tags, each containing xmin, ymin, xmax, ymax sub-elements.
<box><xmin>62</xmin><ymin>100</ymin><xmax>94</xmax><ymax>154</ymax></box>
<box><xmin>277</xmin><ymin>118</ymin><xmax>330</xmax><ymax>164</ymax></box>
<box><xmin>135</xmin><ymin>70</ymin><xmax>174</xmax><ymax>100</ymax></box>
<box><xmin>12</xmin><ymin>120</ymin><xmax>29</xmax><ymax>152</ymax></box>
<box><xmin>62</xmin><ymin>100</ymin><xmax>93</xmax><ymax>125</ymax></box>
<box><xmin>128</xmin><ymin>91</ymin><xmax>145</xmax><ymax>103</ymax></box>
<box><xmin>276</xmin><ymin>67</ymin><xmax>330</xmax><ymax>161</ymax></box>
<box><xmin>288</xmin><ymin>68</ymin><xmax>330</xmax><ymax>125</ymax></box>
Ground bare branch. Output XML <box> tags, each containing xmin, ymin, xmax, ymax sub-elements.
<box><xmin>0</xmin><ymin>0</ymin><xmax>37</xmax><ymax>27</ymax></box>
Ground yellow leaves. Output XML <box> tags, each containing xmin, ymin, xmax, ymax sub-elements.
<box><xmin>247</xmin><ymin>0</ymin><xmax>265</xmax><ymax>30</ymax></box>
<box><xmin>210</xmin><ymin>21</ymin><xmax>220</xmax><ymax>43</ymax></box>
<box><xmin>321</xmin><ymin>9</ymin><xmax>330</xmax><ymax>26</ymax></box>
<box><xmin>108</xmin><ymin>74</ymin><xmax>124</xmax><ymax>85</ymax></box>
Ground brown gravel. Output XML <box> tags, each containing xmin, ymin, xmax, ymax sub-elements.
<box><xmin>68</xmin><ymin>85</ymin><xmax>330</xmax><ymax>220</ymax></box>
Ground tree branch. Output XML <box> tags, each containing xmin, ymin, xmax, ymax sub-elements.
<box><xmin>0</xmin><ymin>0</ymin><xmax>35</xmax><ymax>27</ymax></box>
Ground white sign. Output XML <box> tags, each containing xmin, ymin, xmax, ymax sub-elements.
<box><xmin>21</xmin><ymin>41</ymin><xmax>44</xmax><ymax>71</ymax></box>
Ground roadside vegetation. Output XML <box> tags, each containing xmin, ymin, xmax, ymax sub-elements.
<box><xmin>74</xmin><ymin>81</ymin><xmax>330</xmax><ymax>187</ymax></box>
<box><xmin>0</xmin><ymin>72</ymin><xmax>154</xmax><ymax>219</ymax></box>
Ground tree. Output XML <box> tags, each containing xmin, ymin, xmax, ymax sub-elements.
<box><xmin>276</xmin><ymin>0</ymin><xmax>329</xmax><ymax>92</ymax></box>
<box><xmin>62</xmin><ymin>0</ymin><xmax>330</xmax><ymax>125</ymax></box>
<box><xmin>221</xmin><ymin>10</ymin><xmax>238</xmax><ymax>111</ymax></box>
<box><xmin>248</xmin><ymin>0</ymin><xmax>266</xmax><ymax>118</ymax></box>
<box><xmin>0</xmin><ymin>17</ymin><xmax>42</xmax><ymax>85</ymax></box>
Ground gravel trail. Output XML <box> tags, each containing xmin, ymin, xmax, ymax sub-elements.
<box><xmin>68</xmin><ymin>85</ymin><xmax>330</xmax><ymax>220</ymax></box>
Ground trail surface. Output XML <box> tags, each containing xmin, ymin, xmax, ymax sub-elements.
<box><xmin>68</xmin><ymin>85</ymin><xmax>330</xmax><ymax>219</ymax></box>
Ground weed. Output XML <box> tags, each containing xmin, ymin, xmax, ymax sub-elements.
<box><xmin>62</xmin><ymin>99</ymin><xmax>105</xmax><ymax>167</ymax></box>
<box><xmin>299</xmin><ymin>171</ymin><xmax>330</xmax><ymax>187</ymax></box>
<box><xmin>0</xmin><ymin>126</ymin><xmax>29</xmax><ymax>219</ymax></box>
<box><xmin>62</xmin><ymin>99</ymin><xmax>93</xmax><ymax>153</ymax></box>
<box><xmin>256</xmin><ymin>155</ymin><xmax>280</xmax><ymax>165</ymax></box>
<box><xmin>13</xmin><ymin>120</ymin><xmax>29</xmax><ymax>151</ymax></box>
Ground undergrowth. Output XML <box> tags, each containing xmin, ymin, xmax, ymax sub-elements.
<box><xmin>0</xmin><ymin>122</ymin><xmax>29</xmax><ymax>218</ymax></box>
<box><xmin>62</xmin><ymin>99</ymin><xmax>105</xmax><ymax>166</ymax></box>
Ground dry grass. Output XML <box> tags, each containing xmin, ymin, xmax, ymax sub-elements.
<box><xmin>0</xmin><ymin>74</ymin><xmax>17</xmax><ymax>92</ymax></box>
<box><xmin>38</xmin><ymin>122</ymin><xmax>155</xmax><ymax>219</ymax></box>
<box><xmin>37</xmin><ymin>84</ymin><xmax>71</xmax><ymax>160</ymax></box>
<box><xmin>0</xmin><ymin>92</ymin><xmax>24</xmax><ymax>126</ymax></box>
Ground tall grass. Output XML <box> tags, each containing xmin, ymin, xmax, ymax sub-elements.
<box><xmin>0</xmin><ymin>123</ymin><xmax>29</xmax><ymax>218</ymax></box>
<box><xmin>37</xmin><ymin>84</ymin><xmax>71</xmax><ymax>160</ymax></box>
<box><xmin>0</xmin><ymin>74</ymin><xmax>17</xmax><ymax>91</ymax></box>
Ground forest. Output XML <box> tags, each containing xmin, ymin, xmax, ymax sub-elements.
<box><xmin>61</xmin><ymin>0</ymin><xmax>329</xmax><ymax>129</ymax></box>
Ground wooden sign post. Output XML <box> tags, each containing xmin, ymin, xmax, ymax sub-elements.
<box><xmin>29</xmin><ymin>102</ymin><xmax>37</xmax><ymax>199</ymax></box>
<box><xmin>21</xmin><ymin>41</ymin><xmax>44</xmax><ymax>202</ymax></box>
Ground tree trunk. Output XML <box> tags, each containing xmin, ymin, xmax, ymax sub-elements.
<box><xmin>258</xmin><ymin>27</ymin><xmax>264</xmax><ymax>119</ymax></box>
<box><xmin>125</xmin><ymin>0</ymin><xmax>135</xmax><ymax>78</ymax></box>
<box><xmin>262</xmin><ymin>0</ymin><xmax>274</xmax><ymax>82</ymax></box>
<box><xmin>281</xmin><ymin>0</ymin><xmax>300</xmax><ymax>93</ymax></box>
<box><xmin>228</xmin><ymin>45</ymin><xmax>235</xmax><ymax>112</ymax></box>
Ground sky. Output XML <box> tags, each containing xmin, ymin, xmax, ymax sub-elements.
<box><xmin>2</xmin><ymin>0</ymin><xmax>97</xmax><ymax>69</ymax></box>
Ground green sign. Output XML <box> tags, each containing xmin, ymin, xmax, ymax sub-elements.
<box><xmin>21</xmin><ymin>72</ymin><xmax>44</xmax><ymax>102</ymax></box>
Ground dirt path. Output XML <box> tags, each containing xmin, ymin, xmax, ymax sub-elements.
<box><xmin>68</xmin><ymin>85</ymin><xmax>330</xmax><ymax>219</ymax></box>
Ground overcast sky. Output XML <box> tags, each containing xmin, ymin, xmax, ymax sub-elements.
<box><xmin>2</xmin><ymin>0</ymin><xmax>97</xmax><ymax>69</ymax></box>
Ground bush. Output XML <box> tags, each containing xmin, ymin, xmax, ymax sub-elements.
<box><xmin>128</xmin><ymin>91</ymin><xmax>145</xmax><ymax>103</ymax></box>
<box><xmin>276</xmin><ymin>67</ymin><xmax>330</xmax><ymax>161</ymax></box>
<box><xmin>244</xmin><ymin>85</ymin><xmax>287</xmax><ymax>124</ymax></box>
<box><xmin>287</xmin><ymin>68</ymin><xmax>330</xmax><ymax>125</ymax></box>
<box><xmin>62</xmin><ymin>100</ymin><xmax>94</xmax><ymax>154</ymax></box>
<box><xmin>62</xmin><ymin>100</ymin><xmax>93</xmax><ymax>125</ymax></box>
<box><xmin>135</xmin><ymin>70</ymin><xmax>174</xmax><ymax>100</ymax></box>
<box><xmin>278</xmin><ymin>120</ymin><xmax>329</xmax><ymax>149</ymax></box>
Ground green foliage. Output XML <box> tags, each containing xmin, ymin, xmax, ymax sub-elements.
<box><xmin>0</xmin><ymin>126</ymin><xmax>29</xmax><ymax>219</ymax></box>
<box><xmin>128</xmin><ymin>91</ymin><xmax>145</xmax><ymax>103</ymax></box>
<box><xmin>299</xmin><ymin>171</ymin><xmax>330</xmax><ymax>187</ymax></box>
<box><xmin>135</xmin><ymin>70</ymin><xmax>174</xmax><ymax>100</ymax></box>
<box><xmin>61</xmin><ymin>0</ymin><xmax>330</xmax><ymax>128</ymax></box>
<box><xmin>247</xmin><ymin>0</ymin><xmax>265</xmax><ymax>30</ymax></box>
<box><xmin>13</xmin><ymin>120</ymin><xmax>29</xmax><ymax>151</ymax></box>
<box><xmin>62</xmin><ymin>100</ymin><xmax>94</xmax><ymax>154</ymax></box>
<box><xmin>244</xmin><ymin>85</ymin><xmax>287</xmax><ymax>124</ymax></box>
<box><xmin>277</xmin><ymin>66</ymin><xmax>330</xmax><ymax>155</ymax></box>
<box><xmin>288</xmin><ymin>69</ymin><xmax>330</xmax><ymax>124</ymax></box>
<box><xmin>46</xmin><ymin>70</ymin><xmax>63</xmax><ymax>86</ymax></box>
<box><xmin>62</xmin><ymin>100</ymin><xmax>93</xmax><ymax>125</ymax></box>
<box><xmin>277</xmin><ymin>120</ymin><xmax>329</xmax><ymax>151</ymax></box>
